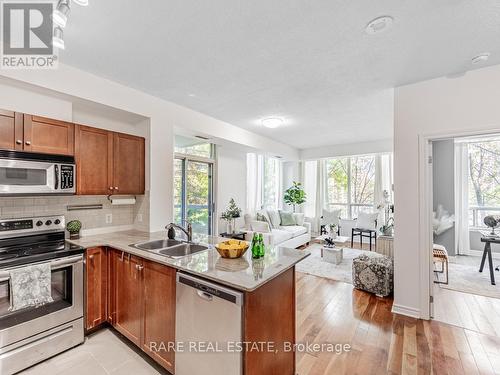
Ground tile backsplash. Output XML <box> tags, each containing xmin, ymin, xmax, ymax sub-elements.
<box><xmin>0</xmin><ymin>194</ymin><xmax>149</xmax><ymax>234</ymax></box>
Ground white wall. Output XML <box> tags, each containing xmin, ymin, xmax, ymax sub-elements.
<box><xmin>0</xmin><ymin>64</ymin><xmax>297</xmax><ymax>231</ymax></box>
<box><xmin>394</xmin><ymin>64</ymin><xmax>500</xmax><ymax>318</ymax></box>
<box><xmin>300</xmin><ymin>138</ymin><xmax>393</xmax><ymax>160</ymax></box>
<box><xmin>216</xmin><ymin>146</ymin><xmax>247</xmax><ymax>233</ymax></box>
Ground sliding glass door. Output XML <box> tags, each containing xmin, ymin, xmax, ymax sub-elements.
<box><xmin>174</xmin><ymin>157</ymin><xmax>214</xmax><ymax>235</ymax></box>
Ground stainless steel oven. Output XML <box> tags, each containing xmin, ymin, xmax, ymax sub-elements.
<box><xmin>0</xmin><ymin>150</ymin><xmax>76</xmax><ymax>195</ymax></box>
<box><xmin>0</xmin><ymin>216</ymin><xmax>84</xmax><ymax>375</ymax></box>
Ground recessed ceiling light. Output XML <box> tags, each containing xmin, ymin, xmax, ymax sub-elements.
<box><xmin>471</xmin><ymin>53</ymin><xmax>490</xmax><ymax>65</ymax></box>
<box><xmin>365</xmin><ymin>16</ymin><xmax>393</xmax><ymax>35</ymax></box>
<box><xmin>188</xmin><ymin>93</ymin><xmax>196</xmax><ymax>97</ymax></box>
<box><xmin>261</xmin><ymin>117</ymin><xmax>284</xmax><ymax>129</ymax></box>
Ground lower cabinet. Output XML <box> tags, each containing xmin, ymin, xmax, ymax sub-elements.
<box><xmin>85</xmin><ymin>247</ymin><xmax>108</xmax><ymax>330</ymax></box>
<box><xmin>85</xmin><ymin>248</ymin><xmax>176</xmax><ymax>373</ymax></box>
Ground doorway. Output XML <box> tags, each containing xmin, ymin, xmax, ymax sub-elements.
<box><xmin>427</xmin><ymin>134</ymin><xmax>500</xmax><ymax>335</ymax></box>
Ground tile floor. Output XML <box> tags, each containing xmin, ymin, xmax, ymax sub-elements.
<box><xmin>20</xmin><ymin>328</ymin><xmax>167</xmax><ymax>375</ymax></box>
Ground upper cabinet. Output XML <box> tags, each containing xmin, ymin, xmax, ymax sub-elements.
<box><xmin>75</xmin><ymin>125</ymin><xmax>114</xmax><ymax>195</ymax></box>
<box><xmin>23</xmin><ymin>115</ymin><xmax>74</xmax><ymax>155</ymax></box>
<box><xmin>0</xmin><ymin>110</ymin><xmax>23</xmax><ymax>151</ymax></box>
<box><xmin>75</xmin><ymin>125</ymin><xmax>145</xmax><ymax>195</ymax></box>
<box><xmin>113</xmin><ymin>132</ymin><xmax>145</xmax><ymax>195</ymax></box>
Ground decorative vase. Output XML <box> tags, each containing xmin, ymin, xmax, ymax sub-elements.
<box><xmin>227</xmin><ymin>220</ymin><xmax>234</xmax><ymax>234</ymax></box>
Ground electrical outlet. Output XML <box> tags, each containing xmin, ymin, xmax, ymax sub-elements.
<box><xmin>137</xmin><ymin>214</ymin><xmax>143</xmax><ymax>223</ymax></box>
<box><xmin>105</xmin><ymin>214</ymin><xmax>113</xmax><ymax>224</ymax></box>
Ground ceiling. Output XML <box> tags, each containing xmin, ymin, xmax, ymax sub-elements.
<box><xmin>61</xmin><ymin>0</ymin><xmax>500</xmax><ymax>150</ymax></box>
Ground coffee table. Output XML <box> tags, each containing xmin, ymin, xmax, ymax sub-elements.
<box><xmin>323</xmin><ymin>247</ymin><xmax>343</xmax><ymax>265</ymax></box>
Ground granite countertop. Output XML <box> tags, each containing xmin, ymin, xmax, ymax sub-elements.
<box><xmin>67</xmin><ymin>230</ymin><xmax>310</xmax><ymax>292</ymax></box>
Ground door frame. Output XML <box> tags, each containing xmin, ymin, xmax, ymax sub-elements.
<box><xmin>174</xmin><ymin>151</ymin><xmax>217</xmax><ymax>235</ymax></box>
<box><xmin>418</xmin><ymin>126</ymin><xmax>500</xmax><ymax>320</ymax></box>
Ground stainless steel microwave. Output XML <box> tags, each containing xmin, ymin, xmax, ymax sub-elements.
<box><xmin>0</xmin><ymin>151</ymin><xmax>76</xmax><ymax>195</ymax></box>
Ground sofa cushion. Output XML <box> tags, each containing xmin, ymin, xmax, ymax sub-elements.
<box><xmin>271</xmin><ymin>229</ymin><xmax>293</xmax><ymax>244</ymax></box>
<box><xmin>293</xmin><ymin>213</ymin><xmax>305</xmax><ymax>226</ymax></box>
<box><xmin>279</xmin><ymin>210</ymin><xmax>296</xmax><ymax>226</ymax></box>
<box><xmin>267</xmin><ymin>210</ymin><xmax>281</xmax><ymax>229</ymax></box>
<box><xmin>250</xmin><ymin>220</ymin><xmax>271</xmax><ymax>233</ymax></box>
<box><xmin>278</xmin><ymin>225</ymin><xmax>307</xmax><ymax>238</ymax></box>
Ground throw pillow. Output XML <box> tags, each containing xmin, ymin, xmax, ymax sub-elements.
<box><xmin>356</xmin><ymin>212</ymin><xmax>379</xmax><ymax>230</ymax></box>
<box><xmin>293</xmin><ymin>213</ymin><xmax>305</xmax><ymax>226</ymax></box>
<box><xmin>322</xmin><ymin>209</ymin><xmax>341</xmax><ymax>226</ymax></box>
<box><xmin>250</xmin><ymin>220</ymin><xmax>271</xmax><ymax>233</ymax></box>
<box><xmin>256</xmin><ymin>212</ymin><xmax>271</xmax><ymax>227</ymax></box>
<box><xmin>279</xmin><ymin>211</ymin><xmax>296</xmax><ymax>226</ymax></box>
<box><xmin>267</xmin><ymin>210</ymin><xmax>281</xmax><ymax>229</ymax></box>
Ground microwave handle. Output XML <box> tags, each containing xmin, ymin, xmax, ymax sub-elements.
<box><xmin>54</xmin><ymin>164</ymin><xmax>59</xmax><ymax>190</ymax></box>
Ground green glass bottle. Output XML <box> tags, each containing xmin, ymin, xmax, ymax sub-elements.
<box><xmin>258</xmin><ymin>233</ymin><xmax>265</xmax><ymax>258</ymax></box>
<box><xmin>251</xmin><ymin>233</ymin><xmax>260</xmax><ymax>259</ymax></box>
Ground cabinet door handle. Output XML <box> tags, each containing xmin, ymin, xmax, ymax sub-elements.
<box><xmin>89</xmin><ymin>254</ymin><xmax>94</xmax><ymax>259</ymax></box>
<box><xmin>109</xmin><ymin>186</ymin><xmax>114</xmax><ymax>190</ymax></box>
<box><xmin>16</xmin><ymin>139</ymin><xmax>22</xmax><ymax>145</ymax></box>
<box><xmin>114</xmin><ymin>187</ymin><xmax>118</xmax><ymax>190</ymax></box>
<box><xmin>136</xmin><ymin>264</ymin><xmax>144</xmax><ymax>271</ymax></box>
<box><xmin>25</xmin><ymin>141</ymin><xmax>31</xmax><ymax>146</ymax></box>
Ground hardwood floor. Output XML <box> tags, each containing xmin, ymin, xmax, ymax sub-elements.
<box><xmin>433</xmin><ymin>285</ymin><xmax>500</xmax><ymax>338</ymax></box>
<box><xmin>296</xmin><ymin>272</ymin><xmax>500</xmax><ymax>375</ymax></box>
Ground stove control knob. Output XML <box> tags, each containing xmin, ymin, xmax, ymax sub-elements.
<box><xmin>54</xmin><ymin>219</ymin><xmax>61</xmax><ymax>225</ymax></box>
<box><xmin>36</xmin><ymin>220</ymin><xmax>43</xmax><ymax>227</ymax></box>
<box><xmin>45</xmin><ymin>220</ymin><xmax>52</xmax><ymax>226</ymax></box>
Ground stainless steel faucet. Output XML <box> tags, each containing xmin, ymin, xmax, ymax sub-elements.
<box><xmin>165</xmin><ymin>221</ymin><xmax>193</xmax><ymax>242</ymax></box>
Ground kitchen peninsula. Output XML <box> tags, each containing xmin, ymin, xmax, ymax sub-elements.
<box><xmin>69</xmin><ymin>230</ymin><xmax>310</xmax><ymax>375</ymax></box>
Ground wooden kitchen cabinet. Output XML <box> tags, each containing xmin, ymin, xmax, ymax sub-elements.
<box><xmin>23</xmin><ymin>115</ymin><xmax>74</xmax><ymax>155</ymax></box>
<box><xmin>106</xmin><ymin>249</ymin><xmax>176</xmax><ymax>372</ymax></box>
<box><xmin>0</xmin><ymin>110</ymin><xmax>23</xmax><ymax>151</ymax></box>
<box><xmin>113</xmin><ymin>132</ymin><xmax>145</xmax><ymax>195</ymax></box>
<box><xmin>75</xmin><ymin>125</ymin><xmax>114</xmax><ymax>195</ymax></box>
<box><xmin>85</xmin><ymin>247</ymin><xmax>108</xmax><ymax>330</ymax></box>
<box><xmin>74</xmin><ymin>126</ymin><xmax>145</xmax><ymax>195</ymax></box>
<box><xmin>142</xmin><ymin>259</ymin><xmax>176</xmax><ymax>373</ymax></box>
<box><xmin>112</xmin><ymin>250</ymin><xmax>144</xmax><ymax>346</ymax></box>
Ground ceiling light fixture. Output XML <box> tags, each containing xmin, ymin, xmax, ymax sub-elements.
<box><xmin>72</xmin><ymin>0</ymin><xmax>89</xmax><ymax>6</ymax></box>
<box><xmin>471</xmin><ymin>53</ymin><xmax>490</xmax><ymax>65</ymax></box>
<box><xmin>261</xmin><ymin>117</ymin><xmax>284</xmax><ymax>129</ymax></box>
<box><xmin>365</xmin><ymin>16</ymin><xmax>393</xmax><ymax>35</ymax></box>
<box><xmin>53</xmin><ymin>0</ymin><xmax>70</xmax><ymax>28</ymax></box>
<box><xmin>52</xmin><ymin>27</ymin><xmax>65</xmax><ymax>50</ymax></box>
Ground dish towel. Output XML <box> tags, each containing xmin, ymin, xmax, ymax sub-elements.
<box><xmin>9</xmin><ymin>263</ymin><xmax>54</xmax><ymax>312</ymax></box>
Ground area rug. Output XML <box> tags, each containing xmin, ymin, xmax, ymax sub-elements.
<box><xmin>436</xmin><ymin>255</ymin><xmax>500</xmax><ymax>299</ymax></box>
<box><xmin>296</xmin><ymin>243</ymin><xmax>381</xmax><ymax>284</ymax></box>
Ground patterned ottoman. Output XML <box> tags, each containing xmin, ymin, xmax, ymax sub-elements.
<box><xmin>352</xmin><ymin>254</ymin><xmax>393</xmax><ymax>297</ymax></box>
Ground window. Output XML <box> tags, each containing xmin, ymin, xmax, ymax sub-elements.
<box><xmin>246</xmin><ymin>154</ymin><xmax>282</xmax><ymax>211</ymax></box>
<box><xmin>174</xmin><ymin>136</ymin><xmax>215</xmax><ymax>235</ymax></box>
<box><xmin>325</xmin><ymin>155</ymin><xmax>377</xmax><ymax>219</ymax></box>
<box><xmin>467</xmin><ymin>139</ymin><xmax>500</xmax><ymax>227</ymax></box>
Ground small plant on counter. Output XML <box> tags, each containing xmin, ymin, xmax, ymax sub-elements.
<box><xmin>66</xmin><ymin>220</ymin><xmax>82</xmax><ymax>239</ymax></box>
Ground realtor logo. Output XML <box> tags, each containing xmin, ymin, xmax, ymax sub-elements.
<box><xmin>1</xmin><ymin>1</ymin><xmax>57</xmax><ymax>69</ymax></box>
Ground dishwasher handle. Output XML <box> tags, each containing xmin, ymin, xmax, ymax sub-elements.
<box><xmin>177</xmin><ymin>272</ymin><xmax>243</xmax><ymax>306</ymax></box>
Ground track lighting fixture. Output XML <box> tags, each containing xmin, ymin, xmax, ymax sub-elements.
<box><xmin>53</xmin><ymin>0</ymin><xmax>70</xmax><ymax>28</ymax></box>
<box><xmin>52</xmin><ymin>26</ymin><xmax>65</xmax><ymax>50</ymax></box>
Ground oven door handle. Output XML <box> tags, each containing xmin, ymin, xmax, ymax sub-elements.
<box><xmin>54</xmin><ymin>164</ymin><xmax>59</xmax><ymax>190</ymax></box>
<box><xmin>0</xmin><ymin>255</ymin><xmax>83</xmax><ymax>282</ymax></box>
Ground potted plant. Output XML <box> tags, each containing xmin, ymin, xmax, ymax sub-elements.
<box><xmin>284</xmin><ymin>181</ymin><xmax>306</xmax><ymax>213</ymax></box>
<box><xmin>221</xmin><ymin>198</ymin><xmax>242</xmax><ymax>234</ymax></box>
<box><xmin>66</xmin><ymin>220</ymin><xmax>82</xmax><ymax>239</ymax></box>
<box><xmin>380</xmin><ymin>217</ymin><xmax>394</xmax><ymax>236</ymax></box>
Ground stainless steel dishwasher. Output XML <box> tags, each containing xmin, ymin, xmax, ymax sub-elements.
<box><xmin>175</xmin><ymin>272</ymin><xmax>243</xmax><ymax>375</ymax></box>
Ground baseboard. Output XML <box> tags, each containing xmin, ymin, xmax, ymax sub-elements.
<box><xmin>81</xmin><ymin>224</ymin><xmax>135</xmax><ymax>236</ymax></box>
<box><xmin>391</xmin><ymin>304</ymin><xmax>421</xmax><ymax>319</ymax></box>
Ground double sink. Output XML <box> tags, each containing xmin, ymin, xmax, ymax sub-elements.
<box><xmin>130</xmin><ymin>239</ymin><xmax>209</xmax><ymax>258</ymax></box>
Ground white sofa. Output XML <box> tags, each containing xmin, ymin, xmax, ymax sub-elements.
<box><xmin>242</xmin><ymin>210</ymin><xmax>311</xmax><ymax>249</ymax></box>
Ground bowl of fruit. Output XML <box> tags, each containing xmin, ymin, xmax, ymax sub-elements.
<box><xmin>215</xmin><ymin>239</ymin><xmax>249</xmax><ymax>259</ymax></box>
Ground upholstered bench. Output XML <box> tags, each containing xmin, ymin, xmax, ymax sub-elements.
<box><xmin>352</xmin><ymin>254</ymin><xmax>394</xmax><ymax>297</ymax></box>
